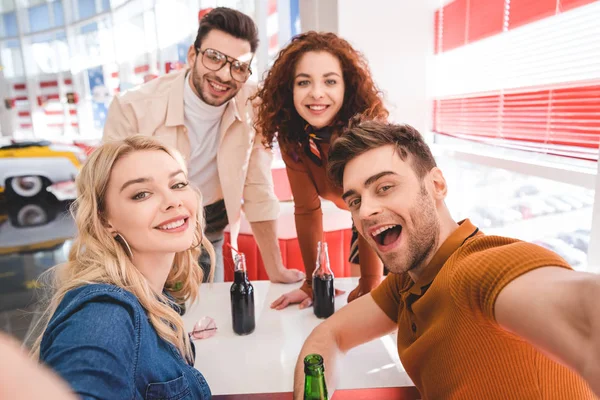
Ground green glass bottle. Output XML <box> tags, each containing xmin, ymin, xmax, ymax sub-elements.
<box><xmin>303</xmin><ymin>354</ymin><xmax>328</xmax><ymax>400</ymax></box>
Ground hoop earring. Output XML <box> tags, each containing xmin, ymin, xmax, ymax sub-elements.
<box><xmin>114</xmin><ymin>232</ymin><xmax>133</xmax><ymax>260</ymax></box>
<box><xmin>188</xmin><ymin>221</ymin><xmax>203</xmax><ymax>250</ymax></box>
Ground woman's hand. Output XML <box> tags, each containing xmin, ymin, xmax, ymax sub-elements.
<box><xmin>347</xmin><ymin>276</ymin><xmax>385</xmax><ymax>303</ymax></box>
<box><xmin>270</xmin><ymin>287</ymin><xmax>346</xmax><ymax>310</ymax></box>
<box><xmin>270</xmin><ymin>268</ymin><xmax>306</xmax><ymax>284</ymax></box>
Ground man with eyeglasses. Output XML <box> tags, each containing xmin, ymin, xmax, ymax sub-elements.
<box><xmin>103</xmin><ymin>7</ymin><xmax>304</xmax><ymax>285</ymax></box>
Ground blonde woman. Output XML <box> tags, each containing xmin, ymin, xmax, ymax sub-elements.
<box><xmin>30</xmin><ymin>136</ymin><xmax>214</xmax><ymax>399</ymax></box>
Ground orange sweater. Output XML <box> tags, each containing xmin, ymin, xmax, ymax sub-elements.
<box><xmin>371</xmin><ymin>219</ymin><xmax>596</xmax><ymax>399</ymax></box>
<box><xmin>281</xmin><ymin>144</ymin><xmax>383</xmax><ymax>295</ymax></box>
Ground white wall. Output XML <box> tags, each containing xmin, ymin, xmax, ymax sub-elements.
<box><xmin>299</xmin><ymin>0</ymin><xmax>339</xmax><ymax>33</ymax></box>
<box><xmin>337</xmin><ymin>0</ymin><xmax>436</xmax><ymax>135</ymax></box>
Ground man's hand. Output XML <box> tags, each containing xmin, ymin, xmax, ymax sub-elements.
<box><xmin>347</xmin><ymin>276</ymin><xmax>385</xmax><ymax>303</ymax></box>
<box><xmin>292</xmin><ymin>294</ymin><xmax>398</xmax><ymax>399</ymax></box>
<box><xmin>270</xmin><ymin>288</ymin><xmax>346</xmax><ymax>310</ymax></box>
<box><xmin>270</xmin><ymin>268</ymin><xmax>305</xmax><ymax>284</ymax></box>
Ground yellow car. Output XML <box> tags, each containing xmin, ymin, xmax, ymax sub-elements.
<box><xmin>0</xmin><ymin>140</ymin><xmax>86</xmax><ymax>200</ymax></box>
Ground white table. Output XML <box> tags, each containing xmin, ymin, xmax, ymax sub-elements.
<box><xmin>183</xmin><ymin>277</ymin><xmax>414</xmax><ymax>395</ymax></box>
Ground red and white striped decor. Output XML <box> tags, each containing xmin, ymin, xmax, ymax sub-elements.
<box><xmin>432</xmin><ymin>0</ymin><xmax>600</xmax><ymax>160</ymax></box>
<box><xmin>107</xmin><ymin>67</ymin><xmax>120</xmax><ymax>94</ymax></box>
<box><xmin>12</xmin><ymin>81</ymin><xmax>32</xmax><ymax>131</ymax></box>
<box><xmin>267</xmin><ymin>0</ymin><xmax>279</xmax><ymax>57</ymax></box>
<box><xmin>35</xmin><ymin>74</ymin><xmax>80</xmax><ymax>134</ymax></box>
<box><xmin>63</xmin><ymin>75</ymin><xmax>80</xmax><ymax>132</ymax></box>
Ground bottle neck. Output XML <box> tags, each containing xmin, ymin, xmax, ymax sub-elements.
<box><xmin>314</xmin><ymin>242</ymin><xmax>333</xmax><ymax>276</ymax></box>
<box><xmin>234</xmin><ymin>269</ymin><xmax>247</xmax><ymax>283</ymax></box>
<box><xmin>233</xmin><ymin>254</ymin><xmax>248</xmax><ymax>280</ymax></box>
<box><xmin>304</xmin><ymin>373</ymin><xmax>327</xmax><ymax>400</ymax></box>
<box><xmin>304</xmin><ymin>365</ymin><xmax>325</xmax><ymax>377</ymax></box>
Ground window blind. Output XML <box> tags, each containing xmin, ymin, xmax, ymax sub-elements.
<box><xmin>432</xmin><ymin>0</ymin><xmax>600</xmax><ymax>160</ymax></box>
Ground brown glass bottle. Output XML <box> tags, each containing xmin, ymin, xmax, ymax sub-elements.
<box><xmin>230</xmin><ymin>253</ymin><xmax>255</xmax><ymax>335</ymax></box>
<box><xmin>312</xmin><ymin>241</ymin><xmax>335</xmax><ymax>319</ymax></box>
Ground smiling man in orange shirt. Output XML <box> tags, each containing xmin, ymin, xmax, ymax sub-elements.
<box><xmin>293</xmin><ymin>120</ymin><xmax>600</xmax><ymax>399</ymax></box>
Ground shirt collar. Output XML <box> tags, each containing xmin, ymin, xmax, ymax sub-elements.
<box><xmin>408</xmin><ymin>219</ymin><xmax>482</xmax><ymax>295</ymax></box>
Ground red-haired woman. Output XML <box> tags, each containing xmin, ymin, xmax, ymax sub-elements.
<box><xmin>253</xmin><ymin>31</ymin><xmax>387</xmax><ymax>310</ymax></box>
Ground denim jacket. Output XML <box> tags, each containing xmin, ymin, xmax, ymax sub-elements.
<box><xmin>40</xmin><ymin>284</ymin><xmax>211</xmax><ymax>400</ymax></box>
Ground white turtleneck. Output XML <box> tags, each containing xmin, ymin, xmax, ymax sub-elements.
<box><xmin>183</xmin><ymin>73</ymin><xmax>227</xmax><ymax>205</ymax></box>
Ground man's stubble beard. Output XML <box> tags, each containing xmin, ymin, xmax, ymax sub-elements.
<box><xmin>383</xmin><ymin>186</ymin><xmax>440</xmax><ymax>275</ymax></box>
<box><xmin>191</xmin><ymin>62</ymin><xmax>240</xmax><ymax>107</ymax></box>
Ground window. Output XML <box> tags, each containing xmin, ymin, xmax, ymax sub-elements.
<box><xmin>71</xmin><ymin>17</ymin><xmax>113</xmax><ymax>71</ymax></box>
<box><xmin>77</xmin><ymin>0</ymin><xmax>96</xmax><ymax>19</ymax></box>
<box><xmin>27</xmin><ymin>1</ymin><xmax>64</xmax><ymax>32</ymax></box>
<box><xmin>0</xmin><ymin>0</ymin><xmax>16</xmax><ymax>13</ymax></box>
<box><xmin>432</xmin><ymin>0</ymin><xmax>600</xmax><ymax>161</ymax></box>
<box><xmin>0</xmin><ymin>38</ymin><xmax>24</xmax><ymax>77</ymax></box>
<box><xmin>53</xmin><ymin>0</ymin><xmax>64</xmax><ymax>26</ymax></box>
<box><xmin>439</xmin><ymin>155</ymin><xmax>594</xmax><ymax>271</ymax></box>
<box><xmin>0</xmin><ymin>11</ymin><xmax>17</xmax><ymax>37</ymax></box>
<box><xmin>24</xmin><ymin>31</ymin><xmax>69</xmax><ymax>74</ymax></box>
<box><xmin>28</xmin><ymin>3</ymin><xmax>50</xmax><ymax>32</ymax></box>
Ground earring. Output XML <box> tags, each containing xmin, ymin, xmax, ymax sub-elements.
<box><xmin>114</xmin><ymin>233</ymin><xmax>133</xmax><ymax>259</ymax></box>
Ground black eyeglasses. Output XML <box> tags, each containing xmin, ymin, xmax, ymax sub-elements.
<box><xmin>196</xmin><ymin>48</ymin><xmax>253</xmax><ymax>83</ymax></box>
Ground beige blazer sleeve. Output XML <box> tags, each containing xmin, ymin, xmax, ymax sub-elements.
<box><xmin>242</xmin><ymin>128</ymin><xmax>280</xmax><ymax>222</ymax></box>
<box><xmin>241</xmin><ymin>94</ymin><xmax>280</xmax><ymax>222</ymax></box>
<box><xmin>102</xmin><ymin>95</ymin><xmax>140</xmax><ymax>143</ymax></box>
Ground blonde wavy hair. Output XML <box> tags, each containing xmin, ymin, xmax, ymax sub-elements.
<box><xmin>30</xmin><ymin>135</ymin><xmax>215</xmax><ymax>362</ymax></box>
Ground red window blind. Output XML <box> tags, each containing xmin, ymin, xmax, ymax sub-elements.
<box><xmin>560</xmin><ymin>0</ymin><xmax>597</xmax><ymax>11</ymax></box>
<box><xmin>508</xmin><ymin>0</ymin><xmax>557</xmax><ymax>30</ymax></box>
<box><xmin>468</xmin><ymin>0</ymin><xmax>505</xmax><ymax>43</ymax></box>
<box><xmin>434</xmin><ymin>10</ymin><xmax>441</xmax><ymax>54</ymax></box>
<box><xmin>441</xmin><ymin>0</ymin><xmax>467</xmax><ymax>52</ymax></box>
<box><xmin>432</xmin><ymin>0</ymin><xmax>600</xmax><ymax>160</ymax></box>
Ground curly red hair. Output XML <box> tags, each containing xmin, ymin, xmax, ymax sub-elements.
<box><xmin>252</xmin><ymin>31</ymin><xmax>388</xmax><ymax>154</ymax></box>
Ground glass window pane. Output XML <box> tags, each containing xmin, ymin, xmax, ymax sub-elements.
<box><xmin>101</xmin><ymin>0</ymin><xmax>110</xmax><ymax>12</ymax></box>
<box><xmin>0</xmin><ymin>0</ymin><xmax>16</xmax><ymax>13</ymax></box>
<box><xmin>114</xmin><ymin>13</ymin><xmax>145</xmax><ymax>62</ymax></box>
<box><xmin>440</xmin><ymin>157</ymin><xmax>594</xmax><ymax>271</ymax></box>
<box><xmin>77</xmin><ymin>0</ymin><xmax>96</xmax><ymax>19</ymax></box>
<box><xmin>2</xmin><ymin>11</ymin><xmax>18</xmax><ymax>37</ymax></box>
<box><xmin>28</xmin><ymin>3</ymin><xmax>50</xmax><ymax>32</ymax></box>
<box><xmin>24</xmin><ymin>31</ymin><xmax>69</xmax><ymax>75</ymax></box>
<box><xmin>0</xmin><ymin>39</ymin><xmax>24</xmax><ymax>77</ymax></box>
<box><xmin>80</xmin><ymin>21</ymin><xmax>97</xmax><ymax>33</ymax></box>
<box><xmin>71</xmin><ymin>17</ymin><xmax>113</xmax><ymax>71</ymax></box>
<box><xmin>53</xmin><ymin>0</ymin><xmax>64</xmax><ymax>27</ymax></box>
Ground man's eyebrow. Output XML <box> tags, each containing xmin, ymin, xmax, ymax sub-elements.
<box><xmin>342</xmin><ymin>171</ymin><xmax>399</xmax><ymax>201</ymax></box>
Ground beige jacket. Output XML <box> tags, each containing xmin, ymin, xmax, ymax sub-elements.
<box><xmin>103</xmin><ymin>69</ymin><xmax>279</xmax><ymax>249</ymax></box>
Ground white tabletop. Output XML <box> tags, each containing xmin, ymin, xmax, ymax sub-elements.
<box><xmin>183</xmin><ymin>277</ymin><xmax>413</xmax><ymax>395</ymax></box>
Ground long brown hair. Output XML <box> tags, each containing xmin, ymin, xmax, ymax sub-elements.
<box><xmin>252</xmin><ymin>31</ymin><xmax>388</xmax><ymax>154</ymax></box>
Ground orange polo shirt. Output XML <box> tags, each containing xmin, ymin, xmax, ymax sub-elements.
<box><xmin>371</xmin><ymin>219</ymin><xmax>596</xmax><ymax>399</ymax></box>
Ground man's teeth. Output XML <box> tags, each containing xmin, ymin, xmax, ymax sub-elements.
<box><xmin>371</xmin><ymin>225</ymin><xmax>397</xmax><ymax>237</ymax></box>
<box><xmin>209</xmin><ymin>81</ymin><xmax>228</xmax><ymax>91</ymax></box>
<box><xmin>309</xmin><ymin>105</ymin><xmax>327</xmax><ymax>111</ymax></box>
<box><xmin>158</xmin><ymin>219</ymin><xmax>185</xmax><ymax>230</ymax></box>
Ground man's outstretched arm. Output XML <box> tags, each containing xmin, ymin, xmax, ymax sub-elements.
<box><xmin>293</xmin><ymin>294</ymin><xmax>397</xmax><ymax>399</ymax></box>
<box><xmin>495</xmin><ymin>267</ymin><xmax>600</xmax><ymax>395</ymax></box>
